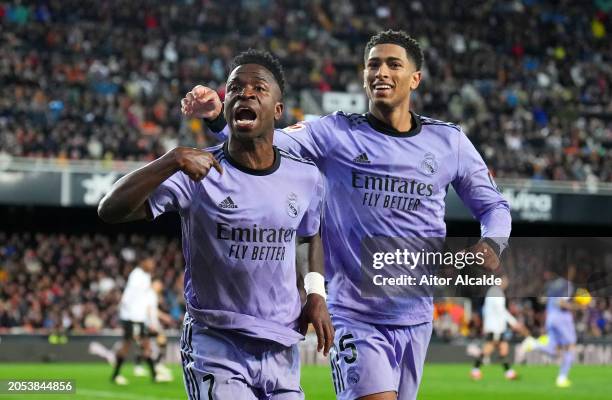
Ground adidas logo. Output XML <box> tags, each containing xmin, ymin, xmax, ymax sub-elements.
<box><xmin>353</xmin><ymin>152</ymin><xmax>371</xmax><ymax>164</ymax></box>
<box><xmin>218</xmin><ymin>196</ymin><xmax>238</xmax><ymax>209</ymax></box>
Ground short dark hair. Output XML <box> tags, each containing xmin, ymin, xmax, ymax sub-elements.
<box><xmin>229</xmin><ymin>49</ymin><xmax>286</xmax><ymax>94</ymax></box>
<box><xmin>364</xmin><ymin>30</ymin><xmax>424</xmax><ymax>70</ymax></box>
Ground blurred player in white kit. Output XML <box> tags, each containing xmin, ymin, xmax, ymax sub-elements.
<box><xmin>471</xmin><ymin>276</ymin><xmax>527</xmax><ymax>380</ymax></box>
<box><xmin>111</xmin><ymin>256</ymin><xmax>157</xmax><ymax>384</ymax></box>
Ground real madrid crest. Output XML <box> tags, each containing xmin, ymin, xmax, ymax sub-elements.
<box><xmin>420</xmin><ymin>152</ymin><xmax>438</xmax><ymax>176</ymax></box>
<box><xmin>286</xmin><ymin>192</ymin><xmax>300</xmax><ymax>218</ymax></box>
<box><xmin>347</xmin><ymin>366</ymin><xmax>360</xmax><ymax>385</ymax></box>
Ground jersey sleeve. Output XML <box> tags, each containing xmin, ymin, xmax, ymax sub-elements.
<box><xmin>147</xmin><ymin>171</ymin><xmax>196</xmax><ymax>219</ymax></box>
<box><xmin>297</xmin><ymin>171</ymin><xmax>324</xmax><ymax>237</ymax></box>
<box><xmin>452</xmin><ymin>129</ymin><xmax>512</xmax><ymax>251</ymax></box>
<box><xmin>273</xmin><ymin>116</ymin><xmax>335</xmax><ymax>164</ymax></box>
<box><xmin>504</xmin><ymin>308</ymin><xmax>518</xmax><ymax>328</ymax></box>
<box><xmin>208</xmin><ymin>123</ymin><xmax>231</xmax><ymax>142</ymax></box>
<box><xmin>205</xmin><ymin>114</ymin><xmax>338</xmax><ymax>166</ymax></box>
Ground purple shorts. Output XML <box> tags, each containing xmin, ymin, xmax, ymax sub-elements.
<box><xmin>329</xmin><ymin>314</ymin><xmax>432</xmax><ymax>400</ymax></box>
<box><xmin>180</xmin><ymin>313</ymin><xmax>303</xmax><ymax>400</ymax></box>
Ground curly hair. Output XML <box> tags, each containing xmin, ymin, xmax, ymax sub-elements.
<box><xmin>229</xmin><ymin>49</ymin><xmax>286</xmax><ymax>94</ymax></box>
<box><xmin>364</xmin><ymin>30</ymin><xmax>424</xmax><ymax>70</ymax></box>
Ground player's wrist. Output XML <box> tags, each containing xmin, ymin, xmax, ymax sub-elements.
<box><xmin>169</xmin><ymin>147</ymin><xmax>189</xmax><ymax>171</ymax></box>
<box><xmin>480</xmin><ymin>237</ymin><xmax>502</xmax><ymax>258</ymax></box>
<box><xmin>304</xmin><ymin>272</ymin><xmax>326</xmax><ymax>300</ymax></box>
<box><xmin>203</xmin><ymin>104</ymin><xmax>226</xmax><ymax>133</ymax></box>
<box><xmin>161</xmin><ymin>147</ymin><xmax>187</xmax><ymax>173</ymax></box>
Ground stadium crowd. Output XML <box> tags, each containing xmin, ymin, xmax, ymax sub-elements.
<box><xmin>433</xmin><ymin>296</ymin><xmax>612</xmax><ymax>341</ymax></box>
<box><xmin>0</xmin><ymin>0</ymin><xmax>611</xmax><ymax>181</ymax></box>
<box><xmin>0</xmin><ymin>231</ymin><xmax>184</xmax><ymax>334</ymax></box>
<box><xmin>1</xmin><ymin>230</ymin><xmax>611</xmax><ymax>339</ymax></box>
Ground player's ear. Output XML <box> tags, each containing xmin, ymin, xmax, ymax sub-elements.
<box><xmin>410</xmin><ymin>70</ymin><xmax>422</xmax><ymax>91</ymax></box>
<box><xmin>274</xmin><ymin>102</ymin><xmax>284</xmax><ymax>121</ymax></box>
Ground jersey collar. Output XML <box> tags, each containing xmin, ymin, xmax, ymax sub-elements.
<box><xmin>222</xmin><ymin>141</ymin><xmax>281</xmax><ymax>176</ymax></box>
<box><xmin>365</xmin><ymin>110</ymin><xmax>422</xmax><ymax>137</ymax></box>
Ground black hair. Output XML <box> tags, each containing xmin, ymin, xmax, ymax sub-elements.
<box><xmin>364</xmin><ymin>30</ymin><xmax>424</xmax><ymax>70</ymax></box>
<box><xmin>229</xmin><ymin>49</ymin><xmax>286</xmax><ymax>94</ymax></box>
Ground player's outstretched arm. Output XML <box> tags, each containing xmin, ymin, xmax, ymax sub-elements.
<box><xmin>98</xmin><ymin>147</ymin><xmax>222</xmax><ymax>224</ymax></box>
<box><xmin>298</xmin><ymin>233</ymin><xmax>334</xmax><ymax>356</ymax></box>
<box><xmin>505</xmin><ymin>308</ymin><xmax>530</xmax><ymax>336</ymax></box>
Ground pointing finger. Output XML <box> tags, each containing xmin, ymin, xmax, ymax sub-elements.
<box><xmin>211</xmin><ymin>156</ymin><xmax>223</xmax><ymax>175</ymax></box>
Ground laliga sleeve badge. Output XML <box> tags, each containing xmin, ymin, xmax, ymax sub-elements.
<box><xmin>283</xmin><ymin>122</ymin><xmax>306</xmax><ymax>133</ymax></box>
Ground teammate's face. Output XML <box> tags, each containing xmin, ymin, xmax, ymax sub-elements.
<box><xmin>224</xmin><ymin>64</ymin><xmax>283</xmax><ymax>140</ymax></box>
<box><xmin>363</xmin><ymin>44</ymin><xmax>421</xmax><ymax>110</ymax></box>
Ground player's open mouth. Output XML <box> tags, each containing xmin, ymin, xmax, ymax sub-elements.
<box><xmin>372</xmin><ymin>82</ymin><xmax>393</xmax><ymax>96</ymax></box>
<box><xmin>233</xmin><ymin>106</ymin><xmax>258</xmax><ymax>130</ymax></box>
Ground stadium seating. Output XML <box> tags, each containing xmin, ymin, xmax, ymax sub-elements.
<box><xmin>0</xmin><ymin>0</ymin><xmax>610</xmax><ymax>180</ymax></box>
<box><xmin>0</xmin><ymin>232</ymin><xmax>184</xmax><ymax>333</ymax></box>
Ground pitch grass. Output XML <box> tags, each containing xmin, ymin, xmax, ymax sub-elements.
<box><xmin>0</xmin><ymin>363</ymin><xmax>610</xmax><ymax>399</ymax></box>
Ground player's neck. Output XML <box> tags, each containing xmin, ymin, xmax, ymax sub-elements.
<box><xmin>370</xmin><ymin>104</ymin><xmax>413</xmax><ymax>132</ymax></box>
<box><xmin>227</xmin><ymin>135</ymin><xmax>276</xmax><ymax>171</ymax></box>
<box><xmin>369</xmin><ymin>103</ymin><xmax>413</xmax><ymax>132</ymax></box>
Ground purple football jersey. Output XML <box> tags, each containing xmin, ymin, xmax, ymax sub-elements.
<box><xmin>148</xmin><ymin>143</ymin><xmax>324</xmax><ymax>346</ymax></box>
<box><xmin>213</xmin><ymin>112</ymin><xmax>511</xmax><ymax>326</ymax></box>
<box><xmin>545</xmin><ymin>278</ymin><xmax>576</xmax><ymax>346</ymax></box>
<box><xmin>546</xmin><ymin>278</ymin><xmax>575</xmax><ymax>318</ymax></box>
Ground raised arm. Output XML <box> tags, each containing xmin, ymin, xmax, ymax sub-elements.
<box><xmin>98</xmin><ymin>147</ymin><xmax>222</xmax><ymax>224</ymax></box>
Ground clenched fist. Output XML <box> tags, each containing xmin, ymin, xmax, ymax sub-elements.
<box><xmin>181</xmin><ymin>85</ymin><xmax>223</xmax><ymax>120</ymax></box>
<box><xmin>172</xmin><ymin>147</ymin><xmax>223</xmax><ymax>181</ymax></box>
